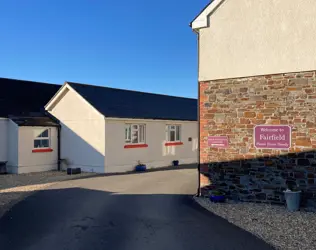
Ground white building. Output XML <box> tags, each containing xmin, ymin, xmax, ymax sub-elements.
<box><xmin>0</xmin><ymin>117</ymin><xmax>59</xmax><ymax>174</ymax></box>
<box><xmin>0</xmin><ymin>77</ymin><xmax>198</xmax><ymax>174</ymax></box>
<box><xmin>45</xmin><ymin>82</ymin><xmax>198</xmax><ymax>173</ymax></box>
<box><xmin>0</xmin><ymin>78</ymin><xmax>60</xmax><ymax>174</ymax></box>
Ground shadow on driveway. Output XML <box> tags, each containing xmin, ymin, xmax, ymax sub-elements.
<box><xmin>0</xmin><ymin>186</ymin><xmax>274</xmax><ymax>250</ymax></box>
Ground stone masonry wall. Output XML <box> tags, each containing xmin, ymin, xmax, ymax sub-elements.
<box><xmin>199</xmin><ymin>70</ymin><xmax>316</xmax><ymax>205</ymax></box>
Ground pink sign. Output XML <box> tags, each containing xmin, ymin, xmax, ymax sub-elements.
<box><xmin>208</xmin><ymin>136</ymin><xmax>229</xmax><ymax>148</ymax></box>
<box><xmin>254</xmin><ymin>125</ymin><xmax>291</xmax><ymax>149</ymax></box>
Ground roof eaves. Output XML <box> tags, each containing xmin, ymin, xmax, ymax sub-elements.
<box><xmin>190</xmin><ymin>1</ymin><xmax>212</xmax><ymax>27</ymax></box>
<box><xmin>190</xmin><ymin>0</ymin><xmax>226</xmax><ymax>31</ymax></box>
<box><xmin>44</xmin><ymin>82</ymin><xmax>67</xmax><ymax>111</ymax></box>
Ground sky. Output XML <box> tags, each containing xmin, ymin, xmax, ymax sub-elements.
<box><xmin>0</xmin><ymin>0</ymin><xmax>209</xmax><ymax>98</ymax></box>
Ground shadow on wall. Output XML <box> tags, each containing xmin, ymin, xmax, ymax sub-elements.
<box><xmin>59</xmin><ymin>122</ymin><xmax>105</xmax><ymax>173</ymax></box>
<box><xmin>200</xmin><ymin>150</ymin><xmax>316</xmax><ymax>206</ymax></box>
<box><xmin>0</xmin><ymin>188</ymin><xmax>273</xmax><ymax>250</ymax></box>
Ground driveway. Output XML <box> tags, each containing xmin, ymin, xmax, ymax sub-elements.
<box><xmin>0</xmin><ymin>167</ymin><xmax>273</xmax><ymax>250</ymax></box>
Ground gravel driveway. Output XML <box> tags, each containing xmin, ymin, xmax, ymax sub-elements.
<box><xmin>195</xmin><ymin>197</ymin><xmax>316</xmax><ymax>250</ymax></box>
<box><xmin>0</xmin><ymin>171</ymin><xmax>98</xmax><ymax>218</ymax></box>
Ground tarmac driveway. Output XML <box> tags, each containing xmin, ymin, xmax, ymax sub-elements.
<box><xmin>0</xmin><ymin>166</ymin><xmax>274</xmax><ymax>250</ymax></box>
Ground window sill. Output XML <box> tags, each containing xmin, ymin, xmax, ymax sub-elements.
<box><xmin>124</xmin><ymin>144</ymin><xmax>148</xmax><ymax>149</ymax></box>
<box><xmin>165</xmin><ymin>142</ymin><xmax>183</xmax><ymax>146</ymax></box>
<box><xmin>32</xmin><ymin>148</ymin><xmax>53</xmax><ymax>153</ymax></box>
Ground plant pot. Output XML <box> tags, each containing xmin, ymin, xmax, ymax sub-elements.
<box><xmin>283</xmin><ymin>190</ymin><xmax>301</xmax><ymax>212</ymax></box>
<box><xmin>67</xmin><ymin>168</ymin><xmax>81</xmax><ymax>175</ymax></box>
<box><xmin>210</xmin><ymin>194</ymin><xmax>226</xmax><ymax>203</ymax></box>
<box><xmin>135</xmin><ymin>165</ymin><xmax>147</xmax><ymax>172</ymax></box>
<box><xmin>172</xmin><ymin>160</ymin><xmax>179</xmax><ymax>166</ymax></box>
<box><xmin>210</xmin><ymin>191</ymin><xmax>226</xmax><ymax>203</ymax></box>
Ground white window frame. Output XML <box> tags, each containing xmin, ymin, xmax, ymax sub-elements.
<box><xmin>33</xmin><ymin>128</ymin><xmax>51</xmax><ymax>149</ymax></box>
<box><xmin>125</xmin><ymin>124</ymin><xmax>146</xmax><ymax>144</ymax></box>
<box><xmin>166</xmin><ymin>125</ymin><xmax>181</xmax><ymax>142</ymax></box>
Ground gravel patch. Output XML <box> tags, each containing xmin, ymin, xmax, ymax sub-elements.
<box><xmin>0</xmin><ymin>171</ymin><xmax>99</xmax><ymax>218</ymax></box>
<box><xmin>194</xmin><ymin>197</ymin><xmax>316</xmax><ymax>250</ymax></box>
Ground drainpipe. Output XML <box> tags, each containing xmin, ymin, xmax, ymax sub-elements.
<box><xmin>57</xmin><ymin>125</ymin><xmax>61</xmax><ymax>171</ymax></box>
<box><xmin>196</xmin><ymin>30</ymin><xmax>201</xmax><ymax>197</ymax></box>
<box><xmin>45</xmin><ymin>111</ymin><xmax>61</xmax><ymax>171</ymax></box>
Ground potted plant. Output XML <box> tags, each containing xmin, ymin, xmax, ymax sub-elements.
<box><xmin>283</xmin><ymin>182</ymin><xmax>301</xmax><ymax>212</ymax></box>
<box><xmin>135</xmin><ymin>160</ymin><xmax>147</xmax><ymax>172</ymax></box>
<box><xmin>172</xmin><ymin>160</ymin><xmax>179</xmax><ymax>167</ymax></box>
<box><xmin>210</xmin><ymin>190</ymin><xmax>226</xmax><ymax>203</ymax></box>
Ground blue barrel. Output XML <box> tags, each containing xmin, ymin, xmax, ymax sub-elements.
<box><xmin>284</xmin><ymin>191</ymin><xmax>301</xmax><ymax>212</ymax></box>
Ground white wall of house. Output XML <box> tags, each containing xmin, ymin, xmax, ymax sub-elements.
<box><xmin>48</xmin><ymin>87</ymin><xmax>105</xmax><ymax>173</ymax></box>
<box><xmin>7</xmin><ymin>120</ymin><xmax>19</xmax><ymax>173</ymax></box>
<box><xmin>105</xmin><ymin>119</ymin><xmax>198</xmax><ymax>173</ymax></box>
<box><xmin>198</xmin><ymin>0</ymin><xmax>316</xmax><ymax>81</ymax></box>
<box><xmin>0</xmin><ymin>118</ymin><xmax>8</xmax><ymax>162</ymax></box>
<box><xmin>17</xmin><ymin>126</ymin><xmax>58</xmax><ymax>174</ymax></box>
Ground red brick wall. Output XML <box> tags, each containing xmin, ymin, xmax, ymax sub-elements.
<box><xmin>199</xmin><ymin>71</ymin><xmax>316</xmax><ymax>203</ymax></box>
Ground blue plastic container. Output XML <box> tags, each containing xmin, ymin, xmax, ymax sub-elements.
<box><xmin>135</xmin><ymin>165</ymin><xmax>146</xmax><ymax>172</ymax></box>
<box><xmin>283</xmin><ymin>190</ymin><xmax>301</xmax><ymax>212</ymax></box>
<box><xmin>210</xmin><ymin>195</ymin><xmax>226</xmax><ymax>203</ymax></box>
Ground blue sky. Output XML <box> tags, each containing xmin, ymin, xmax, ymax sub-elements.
<box><xmin>0</xmin><ymin>0</ymin><xmax>209</xmax><ymax>98</ymax></box>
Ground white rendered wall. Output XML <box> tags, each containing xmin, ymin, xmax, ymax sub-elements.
<box><xmin>48</xmin><ymin>88</ymin><xmax>105</xmax><ymax>173</ymax></box>
<box><xmin>105</xmin><ymin>119</ymin><xmax>198</xmax><ymax>173</ymax></box>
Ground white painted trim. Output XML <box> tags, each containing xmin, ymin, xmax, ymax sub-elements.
<box><xmin>45</xmin><ymin>82</ymin><xmax>68</xmax><ymax>111</ymax></box>
<box><xmin>166</xmin><ymin>124</ymin><xmax>182</xmax><ymax>142</ymax></box>
<box><xmin>33</xmin><ymin>127</ymin><xmax>51</xmax><ymax>150</ymax></box>
<box><xmin>191</xmin><ymin>0</ymin><xmax>225</xmax><ymax>31</ymax></box>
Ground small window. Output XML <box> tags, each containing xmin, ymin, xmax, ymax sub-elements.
<box><xmin>166</xmin><ymin>125</ymin><xmax>181</xmax><ymax>142</ymax></box>
<box><xmin>125</xmin><ymin>124</ymin><xmax>146</xmax><ymax>144</ymax></box>
<box><xmin>34</xmin><ymin>129</ymin><xmax>50</xmax><ymax>148</ymax></box>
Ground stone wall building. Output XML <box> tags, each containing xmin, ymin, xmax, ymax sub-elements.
<box><xmin>191</xmin><ymin>0</ymin><xmax>316</xmax><ymax>205</ymax></box>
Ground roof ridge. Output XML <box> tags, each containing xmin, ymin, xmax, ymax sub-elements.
<box><xmin>66</xmin><ymin>81</ymin><xmax>197</xmax><ymax>101</ymax></box>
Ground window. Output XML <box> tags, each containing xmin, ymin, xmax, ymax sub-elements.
<box><xmin>166</xmin><ymin>125</ymin><xmax>181</xmax><ymax>142</ymax></box>
<box><xmin>125</xmin><ymin>124</ymin><xmax>146</xmax><ymax>144</ymax></box>
<box><xmin>34</xmin><ymin>129</ymin><xmax>50</xmax><ymax>148</ymax></box>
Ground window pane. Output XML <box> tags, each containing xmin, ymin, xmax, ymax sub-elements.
<box><xmin>34</xmin><ymin>139</ymin><xmax>50</xmax><ymax>148</ymax></box>
<box><xmin>170</xmin><ymin>125</ymin><xmax>176</xmax><ymax>130</ymax></box>
<box><xmin>125</xmin><ymin>125</ymin><xmax>131</xmax><ymax>142</ymax></box>
<box><xmin>140</xmin><ymin>125</ymin><xmax>145</xmax><ymax>143</ymax></box>
<box><xmin>176</xmin><ymin>126</ymin><xmax>181</xmax><ymax>141</ymax></box>
<box><xmin>41</xmin><ymin>139</ymin><xmax>50</xmax><ymax>148</ymax></box>
<box><xmin>132</xmin><ymin>130</ymin><xmax>139</xmax><ymax>143</ymax></box>
<box><xmin>170</xmin><ymin>130</ymin><xmax>176</xmax><ymax>142</ymax></box>
<box><xmin>34</xmin><ymin>140</ymin><xmax>41</xmax><ymax>148</ymax></box>
<box><xmin>40</xmin><ymin>129</ymin><xmax>49</xmax><ymax>138</ymax></box>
